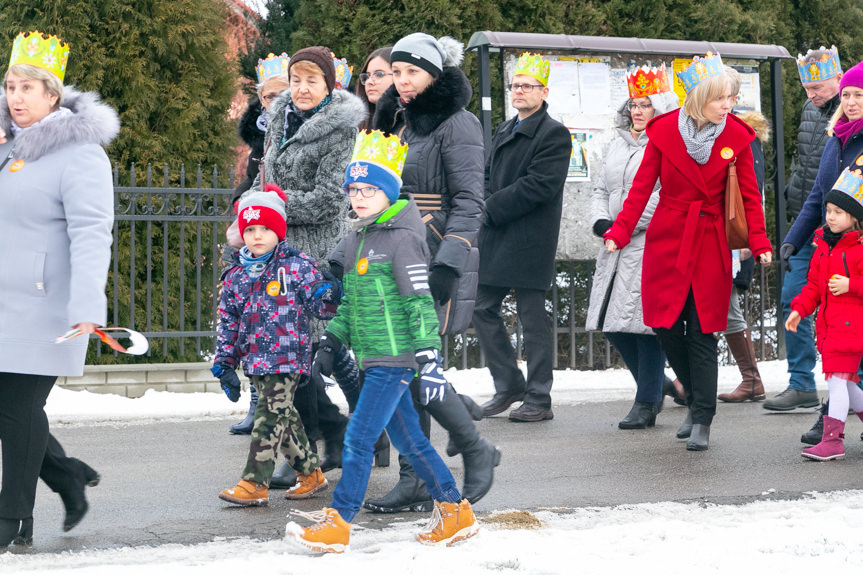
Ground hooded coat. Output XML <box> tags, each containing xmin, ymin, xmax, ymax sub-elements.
<box><xmin>586</xmin><ymin>92</ymin><xmax>679</xmax><ymax>334</ymax></box>
<box><xmin>604</xmin><ymin>109</ymin><xmax>772</xmax><ymax>333</ymax></box>
<box><xmin>0</xmin><ymin>88</ymin><xmax>119</xmax><ymax>376</ymax></box>
<box><xmin>373</xmin><ymin>66</ymin><xmax>484</xmax><ymax>334</ymax></box>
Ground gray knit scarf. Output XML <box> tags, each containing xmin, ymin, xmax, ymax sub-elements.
<box><xmin>678</xmin><ymin>108</ymin><xmax>726</xmax><ymax>165</ymax></box>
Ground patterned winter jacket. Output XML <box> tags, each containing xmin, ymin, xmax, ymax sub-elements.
<box><xmin>215</xmin><ymin>241</ymin><xmax>339</xmax><ymax>375</ymax></box>
<box><xmin>326</xmin><ymin>198</ymin><xmax>441</xmax><ymax>371</ymax></box>
<box><xmin>791</xmin><ymin>228</ymin><xmax>863</xmax><ymax>373</ymax></box>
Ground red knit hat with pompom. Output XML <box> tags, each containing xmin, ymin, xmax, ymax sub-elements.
<box><xmin>237</xmin><ymin>184</ymin><xmax>288</xmax><ymax>240</ymax></box>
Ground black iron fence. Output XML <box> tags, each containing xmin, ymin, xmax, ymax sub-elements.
<box><xmin>95</xmin><ymin>165</ymin><xmax>782</xmax><ymax>369</ymax></box>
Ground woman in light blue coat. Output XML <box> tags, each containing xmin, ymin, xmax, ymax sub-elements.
<box><xmin>0</xmin><ymin>31</ymin><xmax>118</xmax><ymax>548</ymax></box>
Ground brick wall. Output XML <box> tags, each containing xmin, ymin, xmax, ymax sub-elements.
<box><xmin>57</xmin><ymin>363</ymin><xmax>252</xmax><ymax>398</ymax></box>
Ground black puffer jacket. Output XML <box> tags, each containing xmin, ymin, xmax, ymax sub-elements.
<box><xmin>234</xmin><ymin>96</ymin><xmax>266</xmax><ymax>201</ymax></box>
<box><xmin>373</xmin><ymin>67</ymin><xmax>484</xmax><ymax>334</ymax></box>
<box><xmin>786</xmin><ymin>95</ymin><xmax>840</xmax><ymax>219</ymax></box>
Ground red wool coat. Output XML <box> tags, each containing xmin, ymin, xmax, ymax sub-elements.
<box><xmin>791</xmin><ymin>229</ymin><xmax>863</xmax><ymax>373</ymax></box>
<box><xmin>604</xmin><ymin>110</ymin><xmax>772</xmax><ymax>333</ymax></box>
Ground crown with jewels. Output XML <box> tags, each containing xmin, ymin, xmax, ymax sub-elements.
<box><xmin>627</xmin><ymin>64</ymin><xmax>671</xmax><ymax>99</ymax></box>
<box><xmin>797</xmin><ymin>45</ymin><xmax>841</xmax><ymax>83</ymax></box>
<box><xmin>9</xmin><ymin>31</ymin><xmax>70</xmax><ymax>81</ymax></box>
<box><xmin>832</xmin><ymin>166</ymin><xmax>863</xmax><ymax>203</ymax></box>
<box><xmin>332</xmin><ymin>52</ymin><xmax>353</xmax><ymax>89</ymax></box>
<box><xmin>513</xmin><ymin>52</ymin><xmax>550</xmax><ymax>86</ymax></box>
<box><xmin>348</xmin><ymin>130</ymin><xmax>408</xmax><ymax>179</ymax></box>
<box><xmin>256</xmin><ymin>52</ymin><xmax>290</xmax><ymax>83</ymax></box>
<box><xmin>676</xmin><ymin>52</ymin><xmax>725</xmax><ymax>93</ymax></box>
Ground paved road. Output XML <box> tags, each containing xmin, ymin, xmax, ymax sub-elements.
<box><xmin>11</xmin><ymin>399</ymin><xmax>863</xmax><ymax>553</ymax></box>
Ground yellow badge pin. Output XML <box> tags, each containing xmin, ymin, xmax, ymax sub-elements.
<box><xmin>720</xmin><ymin>147</ymin><xmax>734</xmax><ymax>160</ymax></box>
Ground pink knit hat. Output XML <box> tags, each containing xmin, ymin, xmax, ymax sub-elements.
<box><xmin>839</xmin><ymin>60</ymin><xmax>863</xmax><ymax>93</ymax></box>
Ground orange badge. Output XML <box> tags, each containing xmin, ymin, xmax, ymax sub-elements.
<box><xmin>857</xmin><ymin>155</ymin><xmax>863</xmax><ymax>167</ymax></box>
<box><xmin>9</xmin><ymin>159</ymin><xmax>24</xmax><ymax>172</ymax></box>
<box><xmin>266</xmin><ymin>281</ymin><xmax>280</xmax><ymax>296</ymax></box>
<box><xmin>720</xmin><ymin>147</ymin><xmax>734</xmax><ymax>160</ymax></box>
<box><xmin>357</xmin><ymin>257</ymin><xmax>369</xmax><ymax>275</ymax></box>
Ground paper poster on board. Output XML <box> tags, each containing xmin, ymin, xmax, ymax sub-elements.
<box><xmin>546</xmin><ymin>60</ymin><xmax>581</xmax><ymax>119</ymax></box>
<box><xmin>567</xmin><ymin>130</ymin><xmax>590</xmax><ymax>182</ymax></box>
<box><xmin>672</xmin><ymin>57</ymin><xmax>692</xmax><ymax>106</ymax></box>
<box><xmin>578</xmin><ymin>61</ymin><xmax>612</xmax><ymax>115</ymax></box>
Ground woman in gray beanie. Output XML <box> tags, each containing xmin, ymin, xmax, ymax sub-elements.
<box><xmin>364</xmin><ymin>32</ymin><xmax>499</xmax><ymax>514</ymax></box>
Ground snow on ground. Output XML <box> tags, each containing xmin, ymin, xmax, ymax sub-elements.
<box><xmin>45</xmin><ymin>359</ymin><xmax>825</xmax><ymax>427</ymax></box>
<box><xmin>6</xmin><ymin>360</ymin><xmax>853</xmax><ymax>573</ymax></box>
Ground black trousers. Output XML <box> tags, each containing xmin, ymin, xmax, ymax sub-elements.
<box><xmin>654</xmin><ymin>291</ymin><xmax>719</xmax><ymax>426</ymax></box>
<box><xmin>472</xmin><ymin>284</ymin><xmax>554</xmax><ymax>409</ymax></box>
<box><xmin>0</xmin><ymin>373</ymin><xmax>85</xmax><ymax>520</ymax></box>
<box><xmin>293</xmin><ymin>342</ymin><xmax>348</xmax><ymax>445</ymax></box>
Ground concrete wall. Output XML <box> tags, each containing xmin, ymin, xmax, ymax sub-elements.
<box><xmin>56</xmin><ymin>363</ymin><xmax>251</xmax><ymax>398</ymax></box>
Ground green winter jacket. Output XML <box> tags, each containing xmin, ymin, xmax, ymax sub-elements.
<box><xmin>327</xmin><ymin>198</ymin><xmax>440</xmax><ymax>370</ymax></box>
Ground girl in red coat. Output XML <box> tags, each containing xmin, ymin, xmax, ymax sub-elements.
<box><xmin>605</xmin><ymin>53</ymin><xmax>772</xmax><ymax>451</ymax></box>
<box><xmin>786</xmin><ymin>166</ymin><xmax>863</xmax><ymax>461</ymax></box>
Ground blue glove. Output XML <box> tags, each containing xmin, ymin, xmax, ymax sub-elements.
<box><xmin>211</xmin><ymin>363</ymin><xmax>241</xmax><ymax>402</ymax></box>
<box><xmin>313</xmin><ymin>332</ymin><xmax>341</xmax><ymax>378</ymax></box>
<box><xmin>416</xmin><ymin>348</ymin><xmax>446</xmax><ymax>405</ymax></box>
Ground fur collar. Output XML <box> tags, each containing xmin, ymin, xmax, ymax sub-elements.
<box><xmin>267</xmin><ymin>89</ymin><xmax>366</xmax><ymax>147</ymax></box>
<box><xmin>736</xmin><ymin>110</ymin><xmax>771</xmax><ymax>143</ymax></box>
<box><xmin>0</xmin><ymin>87</ymin><xmax>120</xmax><ymax>161</ymax></box>
<box><xmin>374</xmin><ymin>67</ymin><xmax>472</xmax><ymax>137</ymax></box>
<box><xmin>238</xmin><ymin>95</ymin><xmax>265</xmax><ymax>148</ymax></box>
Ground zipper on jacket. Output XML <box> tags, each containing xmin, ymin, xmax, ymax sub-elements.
<box><xmin>375</xmin><ymin>277</ymin><xmax>398</xmax><ymax>356</ymax></box>
<box><xmin>353</xmin><ymin>228</ymin><xmax>367</xmax><ymax>364</ymax></box>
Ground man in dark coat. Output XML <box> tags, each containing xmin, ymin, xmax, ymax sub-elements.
<box><xmin>771</xmin><ymin>46</ymin><xmax>843</xmax><ymax>413</ymax></box>
<box><xmin>473</xmin><ymin>53</ymin><xmax>571</xmax><ymax>422</ymax></box>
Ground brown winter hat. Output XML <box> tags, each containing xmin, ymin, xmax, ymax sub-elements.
<box><xmin>289</xmin><ymin>46</ymin><xmax>336</xmax><ymax>94</ymax></box>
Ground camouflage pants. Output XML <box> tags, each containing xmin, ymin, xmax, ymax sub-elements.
<box><xmin>242</xmin><ymin>373</ymin><xmax>320</xmax><ymax>485</ymax></box>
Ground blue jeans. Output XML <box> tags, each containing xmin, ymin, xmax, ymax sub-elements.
<box><xmin>604</xmin><ymin>332</ymin><xmax>666</xmax><ymax>403</ymax></box>
<box><xmin>781</xmin><ymin>241</ymin><xmax>817</xmax><ymax>392</ymax></box>
<box><xmin>331</xmin><ymin>366</ymin><xmax>461</xmax><ymax>523</ymax></box>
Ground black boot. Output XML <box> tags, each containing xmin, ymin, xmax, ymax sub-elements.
<box><xmin>446</xmin><ymin>394</ymin><xmax>484</xmax><ymax>456</ymax></box>
<box><xmin>686</xmin><ymin>423</ymin><xmax>710</xmax><ymax>451</ymax></box>
<box><xmin>363</xmin><ymin>455</ymin><xmax>433</xmax><ymax>513</ymax></box>
<box><xmin>1</xmin><ymin>519</ymin><xmax>20</xmax><ymax>548</ymax></box>
<box><xmin>60</xmin><ymin>489</ymin><xmax>89</xmax><ymax>532</ymax></box>
<box><xmin>13</xmin><ymin>518</ymin><xmax>33</xmax><ymax>547</ymax></box>
<box><xmin>460</xmin><ymin>439</ymin><xmax>502</xmax><ymax>504</ymax></box>
<box><xmin>676</xmin><ymin>410</ymin><xmax>693</xmax><ymax>439</ymax></box>
<box><xmin>270</xmin><ymin>460</ymin><xmax>298</xmax><ymax>489</ymax></box>
<box><xmin>618</xmin><ymin>401</ymin><xmax>663</xmax><ymax>429</ymax></box>
<box><xmin>374</xmin><ymin>431</ymin><xmax>390</xmax><ymax>467</ymax></box>
<box><xmin>320</xmin><ymin>424</ymin><xmax>344</xmax><ymax>473</ymax></box>
<box><xmin>229</xmin><ymin>384</ymin><xmax>258</xmax><ymax>435</ymax></box>
<box><xmin>801</xmin><ymin>400</ymin><xmax>828</xmax><ymax>446</ymax></box>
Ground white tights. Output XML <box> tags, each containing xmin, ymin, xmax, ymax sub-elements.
<box><xmin>826</xmin><ymin>375</ymin><xmax>863</xmax><ymax>421</ymax></box>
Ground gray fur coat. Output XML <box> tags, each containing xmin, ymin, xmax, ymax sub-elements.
<box><xmin>0</xmin><ymin>88</ymin><xmax>119</xmax><ymax>376</ymax></box>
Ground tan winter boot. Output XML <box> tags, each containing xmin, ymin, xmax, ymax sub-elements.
<box><xmin>285</xmin><ymin>508</ymin><xmax>350</xmax><ymax>553</ymax></box>
<box><xmin>219</xmin><ymin>480</ymin><xmax>268</xmax><ymax>506</ymax></box>
<box><xmin>718</xmin><ymin>329</ymin><xmax>765</xmax><ymax>402</ymax></box>
<box><xmin>416</xmin><ymin>499</ymin><xmax>479</xmax><ymax>546</ymax></box>
<box><xmin>285</xmin><ymin>468</ymin><xmax>328</xmax><ymax>500</ymax></box>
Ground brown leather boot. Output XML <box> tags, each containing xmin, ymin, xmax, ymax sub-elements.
<box><xmin>718</xmin><ymin>329</ymin><xmax>765</xmax><ymax>402</ymax></box>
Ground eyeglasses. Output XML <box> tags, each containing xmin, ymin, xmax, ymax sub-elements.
<box><xmin>360</xmin><ymin>71</ymin><xmax>393</xmax><ymax>85</ymax></box>
<box><xmin>629</xmin><ymin>102</ymin><xmax>654</xmax><ymax>111</ymax></box>
<box><xmin>343</xmin><ymin>186</ymin><xmax>383</xmax><ymax>198</ymax></box>
<box><xmin>261</xmin><ymin>93</ymin><xmax>281</xmax><ymax>103</ymax></box>
<box><xmin>509</xmin><ymin>83</ymin><xmax>544</xmax><ymax>93</ymax></box>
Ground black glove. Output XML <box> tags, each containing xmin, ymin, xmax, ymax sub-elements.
<box><xmin>312</xmin><ymin>332</ymin><xmax>341</xmax><ymax>378</ymax></box>
<box><xmin>779</xmin><ymin>243</ymin><xmax>797</xmax><ymax>271</ymax></box>
<box><xmin>428</xmin><ymin>265</ymin><xmax>458</xmax><ymax>306</ymax></box>
<box><xmin>211</xmin><ymin>363</ymin><xmax>241</xmax><ymax>402</ymax></box>
<box><xmin>592</xmin><ymin>219</ymin><xmax>613</xmax><ymax>238</ymax></box>
<box><xmin>313</xmin><ymin>268</ymin><xmax>342</xmax><ymax>303</ymax></box>
<box><xmin>415</xmin><ymin>348</ymin><xmax>446</xmax><ymax>405</ymax></box>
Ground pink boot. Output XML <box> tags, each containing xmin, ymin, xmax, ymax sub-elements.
<box><xmin>802</xmin><ymin>415</ymin><xmax>845</xmax><ymax>461</ymax></box>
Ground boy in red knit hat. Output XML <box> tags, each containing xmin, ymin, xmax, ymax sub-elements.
<box><xmin>213</xmin><ymin>185</ymin><xmax>342</xmax><ymax>505</ymax></box>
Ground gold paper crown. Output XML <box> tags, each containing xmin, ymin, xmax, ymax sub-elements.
<box><xmin>331</xmin><ymin>51</ymin><xmax>353</xmax><ymax>89</ymax></box>
<box><xmin>627</xmin><ymin>65</ymin><xmax>671</xmax><ymax>99</ymax></box>
<box><xmin>349</xmin><ymin>130</ymin><xmax>408</xmax><ymax>179</ymax></box>
<box><xmin>514</xmin><ymin>52</ymin><xmax>550</xmax><ymax>86</ymax></box>
<box><xmin>9</xmin><ymin>31</ymin><xmax>69</xmax><ymax>81</ymax></box>
<box><xmin>796</xmin><ymin>46</ymin><xmax>841</xmax><ymax>83</ymax></box>
<box><xmin>832</xmin><ymin>167</ymin><xmax>863</xmax><ymax>203</ymax></box>
<box><xmin>676</xmin><ymin>52</ymin><xmax>725</xmax><ymax>93</ymax></box>
<box><xmin>256</xmin><ymin>52</ymin><xmax>290</xmax><ymax>83</ymax></box>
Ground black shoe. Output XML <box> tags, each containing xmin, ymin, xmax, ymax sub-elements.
<box><xmin>481</xmin><ymin>392</ymin><xmax>525</xmax><ymax>417</ymax></box>
<box><xmin>662</xmin><ymin>377</ymin><xmax>686</xmax><ymax>406</ymax></box>
<box><xmin>363</xmin><ymin>459</ymin><xmax>432</xmax><ymax>513</ymax></box>
<box><xmin>676</xmin><ymin>410</ymin><xmax>693</xmax><ymax>439</ymax></box>
<box><xmin>801</xmin><ymin>402</ymin><xmax>828</xmax><ymax>446</ymax></box>
<box><xmin>61</xmin><ymin>490</ymin><xmax>89</xmax><ymax>532</ymax></box>
<box><xmin>1</xmin><ymin>519</ymin><xmax>20</xmax><ymax>548</ymax></box>
<box><xmin>508</xmin><ymin>403</ymin><xmax>553</xmax><ymax>422</ymax></box>
<box><xmin>12</xmin><ymin>518</ymin><xmax>33</xmax><ymax>547</ymax></box>
<box><xmin>229</xmin><ymin>385</ymin><xmax>258</xmax><ymax>435</ymax></box>
<box><xmin>686</xmin><ymin>423</ymin><xmax>710</xmax><ymax>451</ymax></box>
<box><xmin>618</xmin><ymin>401</ymin><xmax>662</xmax><ymax>429</ymax></box>
<box><xmin>461</xmin><ymin>440</ymin><xmax>502</xmax><ymax>504</ymax></box>
<box><xmin>460</xmin><ymin>394</ymin><xmax>484</xmax><ymax>421</ymax></box>
<box><xmin>373</xmin><ymin>431</ymin><xmax>390</xmax><ymax>467</ymax></box>
<box><xmin>270</xmin><ymin>460</ymin><xmax>298</xmax><ymax>489</ymax></box>
<box><xmin>320</xmin><ymin>427</ymin><xmax>344</xmax><ymax>473</ymax></box>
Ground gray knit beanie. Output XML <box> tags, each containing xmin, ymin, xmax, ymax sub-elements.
<box><xmin>390</xmin><ymin>33</ymin><xmax>464</xmax><ymax>77</ymax></box>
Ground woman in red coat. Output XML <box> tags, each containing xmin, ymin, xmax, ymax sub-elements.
<box><xmin>604</xmin><ymin>54</ymin><xmax>772</xmax><ymax>451</ymax></box>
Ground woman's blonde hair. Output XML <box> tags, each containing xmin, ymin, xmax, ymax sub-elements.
<box><xmin>4</xmin><ymin>64</ymin><xmax>64</xmax><ymax>107</ymax></box>
<box><xmin>827</xmin><ymin>85</ymin><xmax>863</xmax><ymax>132</ymax></box>
<box><xmin>682</xmin><ymin>74</ymin><xmax>732</xmax><ymax>128</ymax></box>
<box><xmin>289</xmin><ymin>60</ymin><xmax>325</xmax><ymax>80</ymax></box>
